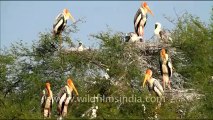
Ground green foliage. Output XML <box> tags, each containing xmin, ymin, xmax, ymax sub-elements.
<box><xmin>171</xmin><ymin>9</ymin><xmax>213</xmax><ymax>118</ymax></box>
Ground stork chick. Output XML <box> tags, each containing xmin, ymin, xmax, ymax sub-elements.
<box><xmin>77</xmin><ymin>42</ymin><xmax>84</xmax><ymax>52</ymax></box>
<box><xmin>154</xmin><ymin>22</ymin><xmax>172</xmax><ymax>43</ymax></box>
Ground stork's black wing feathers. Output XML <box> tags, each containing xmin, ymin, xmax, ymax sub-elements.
<box><xmin>53</xmin><ymin>13</ymin><xmax>63</xmax><ymax>28</ymax></box>
<box><xmin>134</xmin><ymin>9</ymin><xmax>144</xmax><ymax>36</ymax></box>
<box><xmin>144</xmin><ymin>15</ymin><xmax>148</xmax><ymax>27</ymax></box>
<box><xmin>134</xmin><ymin>8</ymin><xmax>142</xmax><ymax>26</ymax></box>
<box><xmin>53</xmin><ymin>13</ymin><xmax>67</xmax><ymax>35</ymax></box>
<box><xmin>144</xmin><ymin>20</ymin><xmax>147</xmax><ymax>28</ymax></box>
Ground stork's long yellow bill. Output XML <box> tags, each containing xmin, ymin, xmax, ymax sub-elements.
<box><xmin>70</xmin><ymin>82</ymin><xmax>79</xmax><ymax>96</ymax></box>
<box><xmin>146</xmin><ymin>6</ymin><xmax>154</xmax><ymax>16</ymax></box>
<box><xmin>68</xmin><ymin>12</ymin><xmax>75</xmax><ymax>23</ymax></box>
<box><xmin>142</xmin><ymin>74</ymin><xmax>149</xmax><ymax>88</ymax></box>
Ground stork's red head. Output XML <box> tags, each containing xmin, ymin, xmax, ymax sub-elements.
<box><xmin>141</xmin><ymin>2</ymin><xmax>154</xmax><ymax>16</ymax></box>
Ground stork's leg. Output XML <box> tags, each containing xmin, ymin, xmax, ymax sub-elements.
<box><xmin>44</xmin><ymin>108</ymin><xmax>49</xmax><ymax>118</ymax></box>
<box><xmin>49</xmin><ymin>107</ymin><xmax>52</xmax><ymax>118</ymax></box>
<box><xmin>46</xmin><ymin>102</ymin><xmax>51</xmax><ymax>118</ymax></box>
<box><xmin>138</xmin><ymin>26</ymin><xmax>144</xmax><ymax>37</ymax></box>
<box><xmin>163</xmin><ymin>75</ymin><xmax>171</xmax><ymax>90</ymax></box>
<box><xmin>163</xmin><ymin>77</ymin><xmax>165</xmax><ymax>90</ymax></box>
<box><xmin>165</xmin><ymin>76</ymin><xmax>170</xmax><ymax>90</ymax></box>
<box><xmin>47</xmin><ymin>108</ymin><xmax>50</xmax><ymax>118</ymax></box>
<box><xmin>141</xmin><ymin>27</ymin><xmax>144</xmax><ymax>36</ymax></box>
<box><xmin>168</xmin><ymin>79</ymin><xmax>171</xmax><ymax>90</ymax></box>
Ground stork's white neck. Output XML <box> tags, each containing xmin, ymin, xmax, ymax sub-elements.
<box><xmin>140</xmin><ymin>7</ymin><xmax>147</xmax><ymax>15</ymax></box>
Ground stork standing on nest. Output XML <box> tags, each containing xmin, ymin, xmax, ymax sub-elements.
<box><xmin>142</xmin><ymin>69</ymin><xmax>164</xmax><ymax>97</ymax></box>
<box><xmin>134</xmin><ymin>2</ymin><xmax>154</xmax><ymax>42</ymax></box>
<box><xmin>159</xmin><ymin>48</ymin><xmax>173</xmax><ymax>90</ymax></box>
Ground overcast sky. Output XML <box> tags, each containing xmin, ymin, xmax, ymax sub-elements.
<box><xmin>1</xmin><ymin>1</ymin><xmax>212</xmax><ymax>49</ymax></box>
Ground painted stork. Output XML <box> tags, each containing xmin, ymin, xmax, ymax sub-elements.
<box><xmin>154</xmin><ymin>22</ymin><xmax>172</xmax><ymax>43</ymax></box>
<box><xmin>41</xmin><ymin>82</ymin><xmax>53</xmax><ymax>118</ymax></box>
<box><xmin>142</xmin><ymin>69</ymin><xmax>164</xmax><ymax>97</ymax></box>
<box><xmin>53</xmin><ymin>8</ymin><xmax>75</xmax><ymax>35</ymax></box>
<box><xmin>57</xmin><ymin>78</ymin><xmax>79</xmax><ymax>118</ymax></box>
<box><xmin>134</xmin><ymin>2</ymin><xmax>154</xmax><ymax>41</ymax></box>
<box><xmin>159</xmin><ymin>48</ymin><xmax>173</xmax><ymax>90</ymax></box>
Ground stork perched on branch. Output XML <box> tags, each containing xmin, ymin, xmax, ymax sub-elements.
<box><xmin>53</xmin><ymin>9</ymin><xmax>75</xmax><ymax>49</ymax></box>
<box><xmin>159</xmin><ymin>48</ymin><xmax>173</xmax><ymax>90</ymax></box>
<box><xmin>53</xmin><ymin>8</ymin><xmax>75</xmax><ymax>36</ymax></box>
<box><xmin>134</xmin><ymin>2</ymin><xmax>154</xmax><ymax>42</ymax></box>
